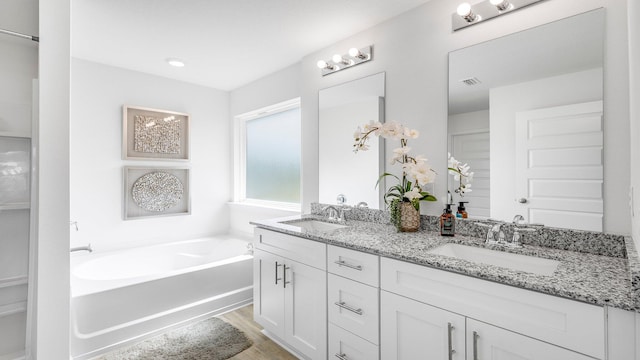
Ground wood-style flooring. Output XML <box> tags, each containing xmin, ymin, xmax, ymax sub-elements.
<box><xmin>218</xmin><ymin>304</ymin><xmax>298</xmax><ymax>360</ymax></box>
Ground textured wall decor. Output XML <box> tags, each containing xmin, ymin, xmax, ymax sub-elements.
<box><xmin>124</xmin><ymin>167</ymin><xmax>190</xmax><ymax>219</ymax></box>
<box><xmin>123</xmin><ymin>106</ymin><xmax>190</xmax><ymax>160</ymax></box>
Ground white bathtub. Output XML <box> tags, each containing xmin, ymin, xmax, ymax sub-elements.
<box><xmin>70</xmin><ymin>235</ymin><xmax>253</xmax><ymax>360</ymax></box>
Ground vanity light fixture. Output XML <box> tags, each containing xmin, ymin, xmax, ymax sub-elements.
<box><xmin>452</xmin><ymin>0</ymin><xmax>543</xmax><ymax>31</ymax></box>
<box><xmin>317</xmin><ymin>45</ymin><xmax>373</xmax><ymax>76</ymax></box>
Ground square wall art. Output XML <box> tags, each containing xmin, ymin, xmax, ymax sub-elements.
<box><xmin>123</xmin><ymin>105</ymin><xmax>190</xmax><ymax>160</ymax></box>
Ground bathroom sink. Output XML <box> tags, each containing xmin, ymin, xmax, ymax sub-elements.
<box><xmin>427</xmin><ymin>243</ymin><xmax>560</xmax><ymax>276</ymax></box>
<box><xmin>283</xmin><ymin>219</ymin><xmax>348</xmax><ymax>232</ymax></box>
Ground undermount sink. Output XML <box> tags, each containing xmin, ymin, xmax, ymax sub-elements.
<box><xmin>283</xmin><ymin>219</ymin><xmax>348</xmax><ymax>232</ymax></box>
<box><xmin>428</xmin><ymin>243</ymin><xmax>560</xmax><ymax>276</ymax></box>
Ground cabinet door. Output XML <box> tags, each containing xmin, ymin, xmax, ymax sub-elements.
<box><xmin>381</xmin><ymin>290</ymin><xmax>465</xmax><ymax>360</ymax></box>
<box><xmin>285</xmin><ymin>259</ymin><xmax>327</xmax><ymax>360</ymax></box>
<box><xmin>467</xmin><ymin>319</ymin><xmax>594</xmax><ymax>360</ymax></box>
<box><xmin>253</xmin><ymin>249</ymin><xmax>285</xmax><ymax>339</ymax></box>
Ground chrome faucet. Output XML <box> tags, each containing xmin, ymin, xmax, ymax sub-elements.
<box><xmin>485</xmin><ymin>223</ymin><xmax>505</xmax><ymax>244</ymax></box>
<box><xmin>512</xmin><ymin>214</ymin><xmax>525</xmax><ymax>224</ymax></box>
<box><xmin>322</xmin><ymin>205</ymin><xmax>349</xmax><ymax>222</ymax></box>
<box><xmin>322</xmin><ymin>205</ymin><xmax>340</xmax><ymax>221</ymax></box>
<box><xmin>356</xmin><ymin>201</ymin><xmax>368</xmax><ymax>209</ymax></box>
<box><xmin>70</xmin><ymin>244</ymin><xmax>92</xmax><ymax>253</ymax></box>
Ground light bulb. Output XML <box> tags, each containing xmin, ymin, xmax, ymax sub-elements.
<box><xmin>456</xmin><ymin>3</ymin><xmax>477</xmax><ymax>22</ymax></box>
<box><xmin>348</xmin><ymin>48</ymin><xmax>360</xmax><ymax>57</ymax></box>
<box><xmin>332</xmin><ymin>54</ymin><xmax>343</xmax><ymax>63</ymax></box>
<box><xmin>490</xmin><ymin>0</ymin><xmax>510</xmax><ymax>11</ymax></box>
<box><xmin>317</xmin><ymin>60</ymin><xmax>328</xmax><ymax>69</ymax></box>
<box><xmin>456</xmin><ymin>3</ymin><xmax>472</xmax><ymax>16</ymax></box>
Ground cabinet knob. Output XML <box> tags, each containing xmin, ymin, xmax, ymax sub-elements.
<box><xmin>518</xmin><ymin>198</ymin><xmax>528</xmax><ymax>204</ymax></box>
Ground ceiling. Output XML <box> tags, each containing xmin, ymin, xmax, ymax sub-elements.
<box><xmin>72</xmin><ymin>0</ymin><xmax>432</xmax><ymax>91</ymax></box>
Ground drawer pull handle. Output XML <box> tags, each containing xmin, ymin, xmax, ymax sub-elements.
<box><xmin>473</xmin><ymin>331</ymin><xmax>479</xmax><ymax>360</ymax></box>
<box><xmin>447</xmin><ymin>322</ymin><xmax>455</xmax><ymax>360</ymax></box>
<box><xmin>283</xmin><ymin>265</ymin><xmax>291</xmax><ymax>288</ymax></box>
<box><xmin>275</xmin><ymin>262</ymin><xmax>283</xmax><ymax>285</ymax></box>
<box><xmin>334</xmin><ymin>301</ymin><xmax>363</xmax><ymax>315</ymax></box>
<box><xmin>335</xmin><ymin>353</ymin><xmax>349</xmax><ymax>360</ymax></box>
<box><xmin>334</xmin><ymin>260</ymin><xmax>363</xmax><ymax>271</ymax></box>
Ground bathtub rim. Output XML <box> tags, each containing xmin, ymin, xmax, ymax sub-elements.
<box><xmin>70</xmin><ymin>235</ymin><xmax>253</xmax><ymax>297</ymax></box>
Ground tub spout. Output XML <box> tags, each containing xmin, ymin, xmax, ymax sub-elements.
<box><xmin>71</xmin><ymin>244</ymin><xmax>92</xmax><ymax>253</ymax></box>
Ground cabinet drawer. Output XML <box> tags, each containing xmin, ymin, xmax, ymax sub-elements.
<box><xmin>254</xmin><ymin>228</ymin><xmax>326</xmax><ymax>270</ymax></box>
<box><xmin>329</xmin><ymin>323</ymin><xmax>379</xmax><ymax>360</ymax></box>
<box><xmin>381</xmin><ymin>257</ymin><xmax>604</xmax><ymax>359</ymax></box>
<box><xmin>327</xmin><ymin>245</ymin><xmax>379</xmax><ymax>287</ymax></box>
<box><xmin>328</xmin><ymin>274</ymin><xmax>379</xmax><ymax>344</ymax></box>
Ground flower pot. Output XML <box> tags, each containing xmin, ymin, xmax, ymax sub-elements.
<box><xmin>399</xmin><ymin>201</ymin><xmax>420</xmax><ymax>232</ymax></box>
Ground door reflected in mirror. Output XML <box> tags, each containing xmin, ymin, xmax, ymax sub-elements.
<box><xmin>448</xmin><ymin>9</ymin><xmax>604</xmax><ymax>231</ymax></box>
<box><xmin>319</xmin><ymin>72</ymin><xmax>385</xmax><ymax>209</ymax></box>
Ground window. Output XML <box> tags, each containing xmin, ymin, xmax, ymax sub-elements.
<box><xmin>235</xmin><ymin>98</ymin><xmax>301</xmax><ymax>209</ymax></box>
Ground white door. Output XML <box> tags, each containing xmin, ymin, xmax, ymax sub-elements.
<box><xmin>381</xmin><ymin>290</ymin><xmax>465</xmax><ymax>360</ymax></box>
<box><xmin>253</xmin><ymin>249</ymin><xmax>285</xmax><ymax>339</ymax></box>
<box><xmin>515</xmin><ymin>101</ymin><xmax>603</xmax><ymax>231</ymax></box>
<box><xmin>450</xmin><ymin>131</ymin><xmax>490</xmax><ymax>218</ymax></box>
<box><xmin>285</xmin><ymin>260</ymin><xmax>327</xmax><ymax>360</ymax></box>
<box><xmin>467</xmin><ymin>319</ymin><xmax>593</xmax><ymax>360</ymax></box>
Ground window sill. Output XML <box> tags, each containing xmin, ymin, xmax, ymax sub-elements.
<box><xmin>228</xmin><ymin>200</ymin><xmax>301</xmax><ymax>213</ymax></box>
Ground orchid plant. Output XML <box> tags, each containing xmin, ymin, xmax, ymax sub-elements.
<box><xmin>447</xmin><ymin>153</ymin><xmax>473</xmax><ymax>197</ymax></box>
<box><xmin>353</xmin><ymin>121</ymin><xmax>437</xmax><ymax>228</ymax></box>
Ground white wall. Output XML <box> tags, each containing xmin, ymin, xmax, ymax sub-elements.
<box><xmin>490</xmin><ymin>69</ymin><xmax>604</xmax><ymax>226</ymax></box>
<box><xmin>38</xmin><ymin>0</ymin><xmax>72</xmax><ymax>358</ymax></box>
<box><xmin>71</xmin><ymin>59</ymin><xmax>231</xmax><ymax>252</ymax></box>
<box><xmin>629</xmin><ymin>0</ymin><xmax>640</xmax><ymax>249</ymax></box>
<box><xmin>448</xmin><ymin>109</ymin><xmax>489</xmax><ymax>134</ymax></box>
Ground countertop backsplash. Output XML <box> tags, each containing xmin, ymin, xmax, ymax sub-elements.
<box><xmin>311</xmin><ymin>202</ymin><xmax>627</xmax><ymax>258</ymax></box>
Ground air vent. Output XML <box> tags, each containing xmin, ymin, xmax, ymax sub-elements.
<box><xmin>460</xmin><ymin>77</ymin><xmax>481</xmax><ymax>86</ymax></box>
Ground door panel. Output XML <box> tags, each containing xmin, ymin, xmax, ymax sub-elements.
<box><xmin>253</xmin><ymin>249</ymin><xmax>285</xmax><ymax>339</ymax></box>
<box><xmin>285</xmin><ymin>260</ymin><xmax>327</xmax><ymax>360</ymax></box>
<box><xmin>515</xmin><ymin>101</ymin><xmax>603</xmax><ymax>231</ymax></box>
<box><xmin>381</xmin><ymin>290</ymin><xmax>465</xmax><ymax>360</ymax></box>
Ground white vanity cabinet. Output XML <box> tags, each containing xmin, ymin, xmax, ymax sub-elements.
<box><xmin>327</xmin><ymin>245</ymin><xmax>380</xmax><ymax>360</ymax></box>
<box><xmin>381</xmin><ymin>290</ymin><xmax>465</xmax><ymax>360</ymax></box>
<box><xmin>253</xmin><ymin>229</ymin><xmax>327</xmax><ymax>360</ymax></box>
<box><xmin>380</xmin><ymin>257</ymin><xmax>604</xmax><ymax>360</ymax></box>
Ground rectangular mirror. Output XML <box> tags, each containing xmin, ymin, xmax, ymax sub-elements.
<box><xmin>319</xmin><ymin>72</ymin><xmax>385</xmax><ymax>208</ymax></box>
<box><xmin>448</xmin><ymin>9</ymin><xmax>604</xmax><ymax>231</ymax></box>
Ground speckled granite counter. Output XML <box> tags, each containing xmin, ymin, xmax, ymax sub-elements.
<box><xmin>251</xmin><ymin>214</ymin><xmax>637</xmax><ymax>312</ymax></box>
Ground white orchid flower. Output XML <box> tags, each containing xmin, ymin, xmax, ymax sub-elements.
<box><xmin>404</xmin><ymin>187</ymin><xmax>423</xmax><ymax>201</ymax></box>
<box><xmin>404</xmin><ymin>127</ymin><xmax>420</xmax><ymax>139</ymax></box>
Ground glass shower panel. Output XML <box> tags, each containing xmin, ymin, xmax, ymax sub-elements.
<box><xmin>0</xmin><ymin>135</ymin><xmax>31</xmax><ymax>358</ymax></box>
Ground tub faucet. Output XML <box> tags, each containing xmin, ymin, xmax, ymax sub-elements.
<box><xmin>70</xmin><ymin>244</ymin><xmax>93</xmax><ymax>253</ymax></box>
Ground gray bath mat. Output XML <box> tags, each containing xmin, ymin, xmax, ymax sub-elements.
<box><xmin>97</xmin><ymin>317</ymin><xmax>252</xmax><ymax>360</ymax></box>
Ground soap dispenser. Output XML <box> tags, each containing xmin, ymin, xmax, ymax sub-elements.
<box><xmin>440</xmin><ymin>204</ymin><xmax>455</xmax><ymax>236</ymax></box>
<box><xmin>456</xmin><ymin>201</ymin><xmax>468</xmax><ymax>219</ymax></box>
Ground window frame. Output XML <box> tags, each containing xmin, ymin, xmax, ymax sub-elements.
<box><xmin>233</xmin><ymin>97</ymin><xmax>302</xmax><ymax>211</ymax></box>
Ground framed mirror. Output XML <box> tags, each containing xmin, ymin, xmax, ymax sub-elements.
<box><xmin>319</xmin><ymin>72</ymin><xmax>385</xmax><ymax>208</ymax></box>
<box><xmin>448</xmin><ymin>9</ymin><xmax>604</xmax><ymax>231</ymax></box>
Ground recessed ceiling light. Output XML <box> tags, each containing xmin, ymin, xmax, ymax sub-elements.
<box><xmin>166</xmin><ymin>58</ymin><xmax>185</xmax><ymax>67</ymax></box>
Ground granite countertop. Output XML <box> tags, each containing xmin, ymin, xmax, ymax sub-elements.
<box><xmin>251</xmin><ymin>214</ymin><xmax>637</xmax><ymax>312</ymax></box>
